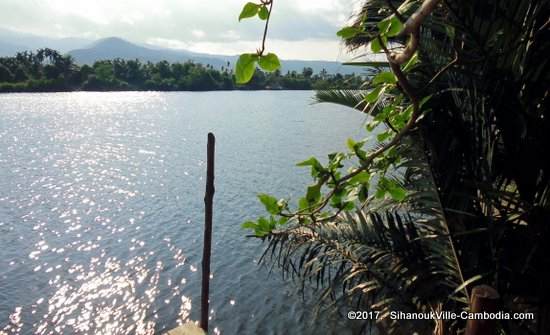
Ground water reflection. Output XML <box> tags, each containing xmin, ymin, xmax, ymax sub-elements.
<box><xmin>0</xmin><ymin>92</ymin><xmax>364</xmax><ymax>335</ymax></box>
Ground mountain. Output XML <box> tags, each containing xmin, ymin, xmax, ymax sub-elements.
<box><xmin>69</xmin><ymin>37</ymin><xmax>358</xmax><ymax>75</ymax></box>
<box><xmin>0</xmin><ymin>29</ymin><xmax>358</xmax><ymax>75</ymax></box>
<box><xmin>69</xmin><ymin>37</ymin><xmax>228</xmax><ymax>68</ymax></box>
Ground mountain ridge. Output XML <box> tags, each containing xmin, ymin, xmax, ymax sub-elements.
<box><xmin>68</xmin><ymin>37</ymin><xmax>356</xmax><ymax>74</ymax></box>
<box><xmin>0</xmin><ymin>30</ymin><xmax>357</xmax><ymax>75</ymax></box>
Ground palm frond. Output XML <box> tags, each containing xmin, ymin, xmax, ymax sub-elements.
<box><xmin>314</xmin><ymin>89</ymin><xmax>368</xmax><ymax>112</ymax></box>
<box><xmin>261</xmin><ymin>137</ymin><xmax>468</xmax><ymax>334</ymax></box>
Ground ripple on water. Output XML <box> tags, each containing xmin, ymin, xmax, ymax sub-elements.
<box><xmin>0</xmin><ymin>92</ymin><xmax>364</xmax><ymax>334</ymax></box>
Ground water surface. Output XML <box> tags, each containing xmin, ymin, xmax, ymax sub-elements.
<box><xmin>0</xmin><ymin>91</ymin><xmax>366</xmax><ymax>334</ymax></box>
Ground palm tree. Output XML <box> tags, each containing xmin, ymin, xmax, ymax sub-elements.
<box><xmin>252</xmin><ymin>0</ymin><xmax>549</xmax><ymax>333</ymax></box>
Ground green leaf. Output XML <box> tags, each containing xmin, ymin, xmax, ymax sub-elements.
<box><xmin>402</xmin><ymin>52</ymin><xmax>418</xmax><ymax>72</ymax></box>
<box><xmin>370</xmin><ymin>35</ymin><xmax>387</xmax><ymax>53</ymax></box>
<box><xmin>365</xmin><ymin>86</ymin><xmax>384</xmax><ymax>103</ymax></box>
<box><xmin>258</xmin><ymin>193</ymin><xmax>279</xmax><ymax>215</ymax></box>
<box><xmin>297</xmin><ymin>157</ymin><xmax>321</xmax><ymax>168</ymax></box>
<box><xmin>235</xmin><ymin>53</ymin><xmax>258</xmax><ymax>84</ymax></box>
<box><xmin>370</xmin><ymin>35</ymin><xmax>388</xmax><ymax>53</ymax></box>
<box><xmin>342</xmin><ymin>202</ymin><xmax>355</xmax><ymax>211</ymax></box>
<box><xmin>349</xmin><ymin>171</ymin><xmax>371</xmax><ymax>184</ymax></box>
<box><xmin>330</xmin><ymin>188</ymin><xmax>345</xmax><ymax>208</ymax></box>
<box><xmin>306</xmin><ymin>184</ymin><xmax>322</xmax><ymax>204</ymax></box>
<box><xmin>377</xmin><ymin>131</ymin><xmax>392</xmax><ymax>142</ymax></box>
<box><xmin>254</xmin><ymin>217</ymin><xmax>272</xmax><ymax>236</ymax></box>
<box><xmin>370</xmin><ymin>38</ymin><xmax>382</xmax><ymax>53</ymax></box>
<box><xmin>388</xmin><ymin>184</ymin><xmax>407</xmax><ymax>201</ymax></box>
<box><xmin>328</xmin><ymin>152</ymin><xmax>345</xmax><ymax>170</ymax></box>
<box><xmin>298</xmin><ymin>197</ymin><xmax>309</xmax><ymax>210</ymax></box>
<box><xmin>377</xmin><ymin>19</ymin><xmax>392</xmax><ymax>35</ymax></box>
<box><xmin>254</xmin><ymin>230</ymin><xmax>268</xmax><ymax>237</ymax></box>
<box><xmin>258</xmin><ymin>53</ymin><xmax>281</xmax><ymax>72</ymax></box>
<box><xmin>297</xmin><ymin>156</ymin><xmax>326</xmax><ymax>179</ymax></box>
<box><xmin>347</xmin><ymin>138</ymin><xmax>356</xmax><ymax>151</ymax></box>
<box><xmin>386</xmin><ymin>17</ymin><xmax>404</xmax><ymax>37</ymax></box>
<box><xmin>239</xmin><ymin>2</ymin><xmax>260</xmax><ymax>21</ymax></box>
<box><xmin>372</xmin><ymin>71</ymin><xmax>397</xmax><ymax>85</ymax></box>
<box><xmin>242</xmin><ymin>221</ymin><xmax>257</xmax><ymax>229</ymax></box>
<box><xmin>336</xmin><ymin>26</ymin><xmax>362</xmax><ymax>39</ymax></box>
<box><xmin>375</xmin><ymin>105</ymin><xmax>395</xmax><ymax>122</ymax></box>
<box><xmin>258</xmin><ymin>5</ymin><xmax>269</xmax><ymax>20</ymax></box>
<box><xmin>377</xmin><ymin>15</ymin><xmax>403</xmax><ymax>38</ymax></box>
<box><xmin>375</xmin><ymin>187</ymin><xmax>386</xmax><ymax>199</ymax></box>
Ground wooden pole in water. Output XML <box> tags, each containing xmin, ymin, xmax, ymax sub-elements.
<box><xmin>200</xmin><ymin>133</ymin><xmax>215</xmax><ymax>332</ymax></box>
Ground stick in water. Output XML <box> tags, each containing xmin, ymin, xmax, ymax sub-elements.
<box><xmin>200</xmin><ymin>133</ymin><xmax>215</xmax><ymax>332</ymax></box>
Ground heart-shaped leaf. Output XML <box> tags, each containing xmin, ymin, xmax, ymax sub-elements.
<box><xmin>235</xmin><ymin>53</ymin><xmax>258</xmax><ymax>84</ymax></box>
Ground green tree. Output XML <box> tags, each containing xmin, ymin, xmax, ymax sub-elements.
<box><xmin>93</xmin><ymin>61</ymin><xmax>115</xmax><ymax>82</ymax></box>
<box><xmin>14</xmin><ymin>66</ymin><xmax>28</xmax><ymax>82</ymax></box>
<box><xmin>0</xmin><ymin>47</ymin><xmax>361</xmax><ymax>92</ymax></box>
<box><xmin>0</xmin><ymin>64</ymin><xmax>13</xmax><ymax>82</ymax></box>
<box><xmin>302</xmin><ymin>67</ymin><xmax>313</xmax><ymax>78</ymax></box>
<box><xmin>238</xmin><ymin>0</ymin><xmax>550</xmax><ymax>334</ymax></box>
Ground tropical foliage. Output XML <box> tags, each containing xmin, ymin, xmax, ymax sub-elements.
<box><xmin>240</xmin><ymin>0</ymin><xmax>549</xmax><ymax>334</ymax></box>
<box><xmin>0</xmin><ymin>49</ymin><xmax>363</xmax><ymax>92</ymax></box>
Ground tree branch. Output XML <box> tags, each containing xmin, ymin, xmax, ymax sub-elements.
<box><xmin>389</xmin><ymin>0</ymin><xmax>441</xmax><ymax>65</ymax></box>
<box><xmin>279</xmin><ymin>36</ymin><xmax>420</xmax><ymax>221</ymax></box>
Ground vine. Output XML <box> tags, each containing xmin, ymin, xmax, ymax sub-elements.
<box><xmin>234</xmin><ymin>1</ymin><xmax>280</xmax><ymax>84</ymax></box>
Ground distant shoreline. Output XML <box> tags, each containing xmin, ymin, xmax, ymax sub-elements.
<box><xmin>1</xmin><ymin>48</ymin><xmax>365</xmax><ymax>94</ymax></box>
<box><xmin>0</xmin><ymin>88</ymin><xmax>323</xmax><ymax>94</ymax></box>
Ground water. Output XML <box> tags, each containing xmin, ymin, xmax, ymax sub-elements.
<box><xmin>0</xmin><ymin>91</ymin><xmax>366</xmax><ymax>335</ymax></box>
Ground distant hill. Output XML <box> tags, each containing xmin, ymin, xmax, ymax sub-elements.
<box><xmin>69</xmin><ymin>37</ymin><xmax>228</xmax><ymax>67</ymax></box>
<box><xmin>0</xmin><ymin>30</ymin><xmax>359</xmax><ymax>75</ymax></box>
<box><xmin>68</xmin><ymin>37</ymin><xmax>358</xmax><ymax>75</ymax></box>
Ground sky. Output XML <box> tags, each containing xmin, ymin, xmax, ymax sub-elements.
<box><xmin>0</xmin><ymin>0</ymin><xmax>364</xmax><ymax>60</ymax></box>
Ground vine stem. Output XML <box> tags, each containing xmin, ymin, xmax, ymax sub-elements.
<box><xmin>258</xmin><ymin>1</ymin><xmax>274</xmax><ymax>56</ymax></box>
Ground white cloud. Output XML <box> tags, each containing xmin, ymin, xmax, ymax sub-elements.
<box><xmin>146</xmin><ymin>38</ymin><xmax>189</xmax><ymax>50</ymax></box>
<box><xmin>0</xmin><ymin>0</ymin><xmax>363</xmax><ymax>60</ymax></box>
<box><xmin>184</xmin><ymin>38</ymin><xmax>350</xmax><ymax>61</ymax></box>
<box><xmin>191</xmin><ymin>29</ymin><xmax>206</xmax><ymax>39</ymax></box>
<box><xmin>219</xmin><ymin>30</ymin><xmax>240</xmax><ymax>41</ymax></box>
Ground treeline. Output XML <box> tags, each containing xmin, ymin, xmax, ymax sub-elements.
<box><xmin>0</xmin><ymin>49</ymin><xmax>363</xmax><ymax>92</ymax></box>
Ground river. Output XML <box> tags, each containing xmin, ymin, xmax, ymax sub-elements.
<box><xmin>0</xmin><ymin>91</ymin><xmax>366</xmax><ymax>335</ymax></box>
